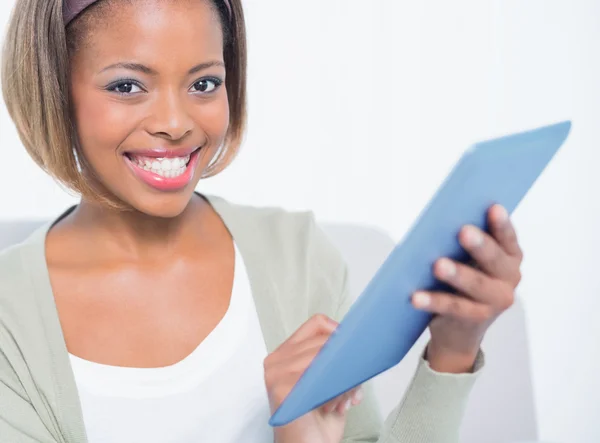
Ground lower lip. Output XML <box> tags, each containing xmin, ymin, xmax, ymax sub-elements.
<box><xmin>124</xmin><ymin>149</ymin><xmax>201</xmax><ymax>192</ymax></box>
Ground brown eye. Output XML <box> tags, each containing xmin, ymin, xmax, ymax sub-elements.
<box><xmin>107</xmin><ymin>81</ymin><xmax>143</xmax><ymax>95</ymax></box>
<box><xmin>116</xmin><ymin>83</ymin><xmax>135</xmax><ymax>94</ymax></box>
<box><xmin>190</xmin><ymin>78</ymin><xmax>221</xmax><ymax>94</ymax></box>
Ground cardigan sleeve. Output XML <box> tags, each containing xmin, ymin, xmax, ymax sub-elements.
<box><xmin>0</xmin><ymin>336</ymin><xmax>59</xmax><ymax>443</ymax></box>
<box><xmin>0</xmin><ymin>244</ymin><xmax>66</xmax><ymax>443</ymax></box>
<box><xmin>306</xmin><ymin>218</ymin><xmax>484</xmax><ymax>443</ymax></box>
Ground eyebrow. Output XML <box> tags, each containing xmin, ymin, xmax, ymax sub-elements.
<box><xmin>99</xmin><ymin>60</ymin><xmax>225</xmax><ymax>75</ymax></box>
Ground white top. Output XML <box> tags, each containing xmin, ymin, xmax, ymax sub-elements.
<box><xmin>69</xmin><ymin>244</ymin><xmax>274</xmax><ymax>443</ymax></box>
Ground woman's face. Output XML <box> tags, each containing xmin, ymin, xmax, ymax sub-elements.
<box><xmin>69</xmin><ymin>0</ymin><xmax>229</xmax><ymax>217</ymax></box>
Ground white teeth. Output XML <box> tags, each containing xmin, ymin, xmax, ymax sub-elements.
<box><xmin>129</xmin><ymin>152</ymin><xmax>193</xmax><ymax>179</ymax></box>
<box><xmin>139</xmin><ymin>163</ymin><xmax>186</xmax><ymax>178</ymax></box>
<box><xmin>161</xmin><ymin>159</ymin><xmax>172</xmax><ymax>170</ymax></box>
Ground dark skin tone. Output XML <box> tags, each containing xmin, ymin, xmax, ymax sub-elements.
<box><xmin>48</xmin><ymin>0</ymin><xmax>232</xmax><ymax>369</ymax></box>
<box><xmin>45</xmin><ymin>1</ymin><xmax>522</xmax><ymax>442</ymax></box>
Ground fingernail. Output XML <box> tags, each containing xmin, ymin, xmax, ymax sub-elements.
<box><xmin>345</xmin><ymin>399</ymin><xmax>352</xmax><ymax>411</ymax></box>
<box><xmin>496</xmin><ymin>205</ymin><xmax>509</xmax><ymax>224</ymax></box>
<box><xmin>464</xmin><ymin>226</ymin><xmax>483</xmax><ymax>248</ymax></box>
<box><xmin>413</xmin><ymin>292</ymin><xmax>431</xmax><ymax>308</ymax></box>
<box><xmin>438</xmin><ymin>258</ymin><xmax>456</xmax><ymax>279</ymax></box>
<box><xmin>352</xmin><ymin>388</ymin><xmax>364</xmax><ymax>405</ymax></box>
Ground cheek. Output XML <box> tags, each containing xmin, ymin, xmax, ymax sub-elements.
<box><xmin>194</xmin><ymin>91</ymin><xmax>231</xmax><ymax>144</ymax></box>
<box><xmin>72</xmin><ymin>92</ymin><xmax>133</xmax><ymax>163</ymax></box>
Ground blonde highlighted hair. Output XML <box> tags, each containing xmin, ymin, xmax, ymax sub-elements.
<box><xmin>1</xmin><ymin>0</ymin><xmax>247</xmax><ymax>207</ymax></box>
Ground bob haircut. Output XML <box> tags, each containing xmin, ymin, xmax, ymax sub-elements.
<box><xmin>1</xmin><ymin>0</ymin><xmax>247</xmax><ymax>208</ymax></box>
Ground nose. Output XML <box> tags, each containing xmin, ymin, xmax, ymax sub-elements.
<box><xmin>144</xmin><ymin>89</ymin><xmax>194</xmax><ymax>141</ymax></box>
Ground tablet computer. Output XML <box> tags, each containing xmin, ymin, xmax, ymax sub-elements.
<box><xmin>269</xmin><ymin>120</ymin><xmax>572</xmax><ymax>427</ymax></box>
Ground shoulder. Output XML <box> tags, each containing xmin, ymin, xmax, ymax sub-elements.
<box><xmin>207</xmin><ymin>194</ymin><xmax>345</xmax><ymax>269</ymax></box>
<box><xmin>0</xmin><ymin>241</ymin><xmax>37</xmax><ymax>366</ymax></box>
<box><xmin>206</xmin><ymin>194</ymin><xmax>349</xmax><ymax>319</ymax></box>
<box><xmin>0</xmin><ymin>225</ymin><xmax>47</xmax><ymax>331</ymax></box>
<box><xmin>207</xmin><ymin>193</ymin><xmax>317</xmax><ymax>238</ymax></box>
<box><xmin>0</xmin><ymin>220</ymin><xmax>47</xmax><ymax>285</ymax></box>
<box><xmin>0</xmin><ymin>241</ymin><xmax>32</xmax><ymax>299</ymax></box>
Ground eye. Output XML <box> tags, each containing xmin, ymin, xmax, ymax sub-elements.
<box><xmin>107</xmin><ymin>80</ymin><xmax>144</xmax><ymax>96</ymax></box>
<box><xmin>190</xmin><ymin>77</ymin><xmax>222</xmax><ymax>94</ymax></box>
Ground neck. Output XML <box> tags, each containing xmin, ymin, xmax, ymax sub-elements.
<box><xmin>66</xmin><ymin>194</ymin><xmax>207</xmax><ymax>259</ymax></box>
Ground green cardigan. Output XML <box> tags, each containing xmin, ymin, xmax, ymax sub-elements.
<box><xmin>0</xmin><ymin>195</ymin><xmax>483</xmax><ymax>443</ymax></box>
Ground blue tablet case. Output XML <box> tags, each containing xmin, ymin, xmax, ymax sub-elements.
<box><xmin>269</xmin><ymin>120</ymin><xmax>572</xmax><ymax>427</ymax></box>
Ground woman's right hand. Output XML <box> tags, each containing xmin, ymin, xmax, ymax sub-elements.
<box><xmin>264</xmin><ymin>314</ymin><xmax>363</xmax><ymax>443</ymax></box>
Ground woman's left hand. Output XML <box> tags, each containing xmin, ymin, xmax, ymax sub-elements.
<box><xmin>412</xmin><ymin>204</ymin><xmax>523</xmax><ymax>373</ymax></box>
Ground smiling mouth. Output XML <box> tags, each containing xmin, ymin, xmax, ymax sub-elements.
<box><xmin>125</xmin><ymin>149</ymin><xmax>199</xmax><ymax>179</ymax></box>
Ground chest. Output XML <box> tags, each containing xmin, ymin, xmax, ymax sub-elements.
<box><xmin>69</xmin><ymin>252</ymin><xmax>274</xmax><ymax>443</ymax></box>
<box><xmin>50</xmin><ymin>247</ymin><xmax>235</xmax><ymax>368</ymax></box>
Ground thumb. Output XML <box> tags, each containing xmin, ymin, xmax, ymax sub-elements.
<box><xmin>284</xmin><ymin>314</ymin><xmax>338</xmax><ymax>346</ymax></box>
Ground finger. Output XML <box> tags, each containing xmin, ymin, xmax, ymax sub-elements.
<box><xmin>269</xmin><ymin>336</ymin><xmax>330</xmax><ymax>370</ymax></box>
<box><xmin>265</xmin><ymin>336</ymin><xmax>335</xmax><ymax>406</ymax></box>
<box><xmin>268</xmin><ymin>349</ymin><xmax>319</xmax><ymax>381</ymax></box>
<box><xmin>282</xmin><ymin>314</ymin><xmax>338</xmax><ymax>347</ymax></box>
<box><xmin>458</xmin><ymin>225</ymin><xmax>515</xmax><ymax>280</ymax></box>
<box><xmin>322</xmin><ymin>392</ymin><xmax>350</xmax><ymax>414</ymax></box>
<box><xmin>351</xmin><ymin>386</ymin><xmax>364</xmax><ymax>406</ymax></box>
<box><xmin>335</xmin><ymin>394</ymin><xmax>354</xmax><ymax>415</ymax></box>
<box><xmin>265</xmin><ymin>373</ymin><xmax>301</xmax><ymax>407</ymax></box>
<box><xmin>266</xmin><ymin>339</ymin><xmax>341</xmax><ymax>398</ymax></box>
<box><xmin>412</xmin><ymin>291</ymin><xmax>494</xmax><ymax>322</ymax></box>
<box><xmin>322</xmin><ymin>387</ymin><xmax>363</xmax><ymax>414</ymax></box>
<box><xmin>433</xmin><ymin>258</ymin><xmax>513</xmax><ymax>308</ymax></box>
<box><xmin>288</xmin><ymin>335</ymin><xmax>331</xmax><ymax>359</ymax></box>
<box><xmin>266</xmin><ymin>335</ymin><xmax>331</xmax><ymax>365</ymax></box>
<box><xmin>337</xmin><ymin>386</ymin><xmax>363</xmax><ymax>413</ymax></box>
<box><xmin>488</xmin><ymin>204</ymin><xmax>523</xmax><ymax>259</ymax></box>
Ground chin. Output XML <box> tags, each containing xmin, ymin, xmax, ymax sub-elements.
<box><xmin>127</xmin><ymin>191</ymin><xmax>196</xmax><ymax>219</ymax></box>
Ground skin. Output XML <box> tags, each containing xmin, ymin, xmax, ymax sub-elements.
<box><xmin>45</xmin><ymin>1</ymin><xmax>522</xmax><ymax>442</ymax></box>
<box><xmin>48</xmin><ymin>0</ymin><xmax>233</xmax><ymax>371</ymax></box>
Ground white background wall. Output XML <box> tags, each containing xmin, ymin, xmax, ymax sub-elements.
<box><xmin>1</xmin><ymin>0</ymin><xmax>598</xmax><ymax>442</ymax></box>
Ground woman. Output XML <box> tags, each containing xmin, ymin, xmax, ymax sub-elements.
<box><xmin>0</xmin><ymin>0</ymin><xmax>522</xmax><ymax>442</ymax></box>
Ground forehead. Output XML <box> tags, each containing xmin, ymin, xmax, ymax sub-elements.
<box><xmin>74</xmin><ymin>0</ymin><xmax>224</xmax><ymax>70</ymax></box>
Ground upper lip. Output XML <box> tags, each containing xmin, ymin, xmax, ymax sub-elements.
<box><xmin>124</xmin><ymin>146</ymin><xmax>200</xmax><ymax>158</ymax></box>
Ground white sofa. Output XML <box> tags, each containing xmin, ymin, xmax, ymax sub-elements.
<box><xmin>0</xmin><ymin>220</ymin><xmax>539</xmax><ymax>442</ymax></box>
